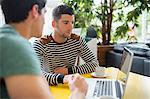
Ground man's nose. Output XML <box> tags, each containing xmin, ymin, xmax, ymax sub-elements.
<box><xmin>68</xmin><ymin>22</ymin><xmax>73</xmax><ymax>29</ymax></box>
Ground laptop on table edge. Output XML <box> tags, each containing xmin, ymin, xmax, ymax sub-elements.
<box><xmin>85</xmin><ymin>47</ymin><xmax>134</xmax><ymax>99</ymax></box>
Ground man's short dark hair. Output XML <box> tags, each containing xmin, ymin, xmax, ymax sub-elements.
<box><xmin>1</xmin><ymin>0</ymin><xmax>46</xmax><ymax>24</ymax></box>
<box><xmin>52</xmin><ymin>4</ymin><xmax>74</xmax><ymax>21</ymax></box>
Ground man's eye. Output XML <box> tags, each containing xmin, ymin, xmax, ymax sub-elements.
<box><xmin>64</xmin><ymin>22</ymin><xmax>68</xmax><ymax>24</ymax></box>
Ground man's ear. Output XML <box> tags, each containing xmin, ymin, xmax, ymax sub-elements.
<box><xmin>52</xmin><ymin>20</ymin><xmax>56</xmax><ymax>28</ymax></box>
<box><xmin>31</xmin><ymin>4</ymin><xmax>39</xmax><ymax>18</ymax></box>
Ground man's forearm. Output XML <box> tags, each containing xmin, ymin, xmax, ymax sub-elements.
<box><xmin>68</xmin><ymin>61</ymin><xmax>98</xmax><ymax>74</ymax></box>
<box><xmin>42</xmin><ymin>70</ymin><xmax>64</xmax><ymax>85</ymax></box>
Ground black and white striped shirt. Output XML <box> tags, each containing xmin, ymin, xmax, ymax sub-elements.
<box><xmin>32</xmin><ymin>34</ymin><xmax>99</xmax><ymax>85</ymax></box>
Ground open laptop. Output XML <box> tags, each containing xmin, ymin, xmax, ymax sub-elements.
<box><xmin>86</xmin><ymin>47</ymin><xmax>134</xmax><ymax>99</ymax></box>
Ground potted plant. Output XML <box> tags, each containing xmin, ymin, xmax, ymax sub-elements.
<box><xmin>94</xmin><ymin>0</ymin><xmax>150</xmax><ymax>65</ymax></box>
<box><xmin>94</xmin><ymin>0</ymin><xmax>150</xmax><ymax>45</ymax></box>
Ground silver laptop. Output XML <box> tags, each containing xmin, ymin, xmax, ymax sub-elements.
<box><xmin>86</xmin><ymin>47</ymin><xmax>134</xmax><ymax>99</ymax></box>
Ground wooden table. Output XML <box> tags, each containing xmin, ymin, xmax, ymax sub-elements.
<box><xmin>50</xmin><ymin>67</ymin><xmax>150</xmax><ymax>99</ymax></box>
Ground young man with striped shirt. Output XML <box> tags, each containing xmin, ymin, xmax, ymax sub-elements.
<box><xmin>32</xmin><ymin>4</ymin><xmax>99</xmax><ymax>85</ymax></box>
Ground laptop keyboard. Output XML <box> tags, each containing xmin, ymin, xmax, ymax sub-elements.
<box><xmin>93</xmin><ymin>80</ymin><xmax>122</xmax><ymax>98</ymax></box>
<box><xmin>93</xmin><ymin>80</ymin><xmax>113</xmax><ymax>97</ymax></box>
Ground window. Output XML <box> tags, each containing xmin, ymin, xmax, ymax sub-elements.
<box><xmin>0</xmin><ymin>5</ymin><xmax>5</xmax><ymax>26</ymax></box>
<box><xmin>141</xmin><ymin>10</ymin><xmax>150</xmax><ymax>43</ymax></box>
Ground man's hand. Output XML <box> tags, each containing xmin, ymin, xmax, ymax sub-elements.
<box><xmin>63</xmin><ymin>74</ymin><xmax>74</xmax><ymax>84</ymax></box>
<box><xmin>68</xmin><ymin>73</ymin><xmax>88</xmax><ymax>95</ymax></box>
<box><xmin>54</xmin><ymin>67</ymin><xmax>68</xmax><ymax>75</ymax></box>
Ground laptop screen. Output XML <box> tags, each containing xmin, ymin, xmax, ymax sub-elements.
<box><xmin>120</xmin><ymin>48</ymin><xmax>133</xmax><ymax>74</ymax></box>
<box><xmin>117</xmin><ymin>47</ymin><xmax>134</xmax><ymax>92</ymax></box>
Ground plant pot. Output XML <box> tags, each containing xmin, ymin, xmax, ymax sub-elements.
<box><xmin>97</xmin><ymin>45</ymin><xmax>114</xmax><ymax>66</ymax></box>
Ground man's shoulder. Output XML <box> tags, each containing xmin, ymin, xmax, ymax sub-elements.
<box><xmin>0</xmin><ymin>32</ymin><xmax>28</xmax><ymax>47</ymax></box>
<box><xmin>39</xmin><ymin>35</ymin><xmax>52</xmax><ymax>45</ymax></box>
<box><xmin>70</xmin><ymin>33</ymin><xmax>80</xmax><ymax>41</ymax></box>
<box><xmin>38</xmin><ymin>34</ymin><xmax>81</xmax><ymax>44</ymax></box>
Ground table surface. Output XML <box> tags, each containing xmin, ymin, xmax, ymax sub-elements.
<box><xmin>50</xmin><ymin>67</ymin><xmax>150</xmax><ymax>99</ymax></box>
